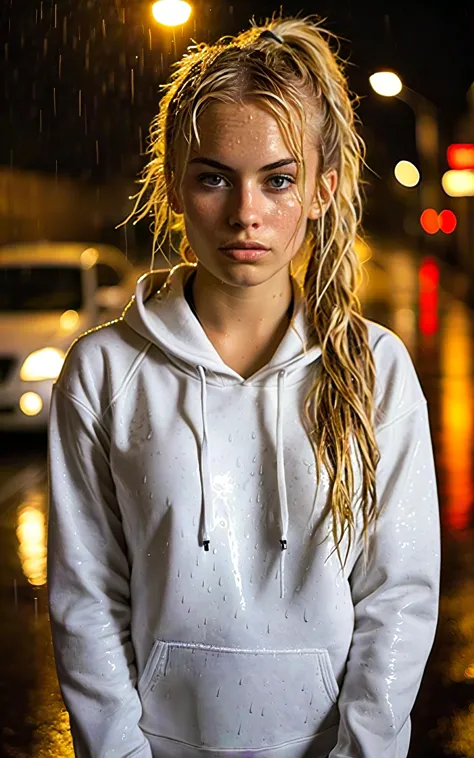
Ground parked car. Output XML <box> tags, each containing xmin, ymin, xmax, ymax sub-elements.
<box><xmin>0</xmin><ymin>241</ymin><xmax>138</xmax><ymax>431</ymax></box>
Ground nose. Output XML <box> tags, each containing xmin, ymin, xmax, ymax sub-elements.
<box><xmin>228</xmin><ymin>181</ymin><xmax>263</xmax><ymax>230</ymax></box>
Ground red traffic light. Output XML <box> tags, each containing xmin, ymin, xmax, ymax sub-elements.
<box><xmin>439</xmin><ymin>209</ymin><xmax>457</xmax><ymax>234</ymax></box>
<box><xmin>447</xmin><ymin>144</ymin><xmax>474</xmax><ymax>170</ymax></box>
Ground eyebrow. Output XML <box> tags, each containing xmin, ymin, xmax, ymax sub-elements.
<box><xmin>187</xmin><ymin>157</ymin><xmax>297</xmax><ymax>172</ymax></box>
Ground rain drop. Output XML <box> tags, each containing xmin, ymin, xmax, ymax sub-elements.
<box><xmin>251</xmin><ymin>431</ymin><xmax>256</xmax><ymax>439</ymax></box>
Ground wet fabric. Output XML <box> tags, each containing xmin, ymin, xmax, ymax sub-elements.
<box><xmin>47</xmin><ymin>263</ymin><xmax>440</xmax><ymax>757</ymax></box>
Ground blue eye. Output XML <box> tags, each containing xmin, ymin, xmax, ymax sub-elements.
<box><xmin>197</xmin><ymin>173</ymin><xmax>295</xmax><ymax>191</ymax></box>
<box><xmin>267</xmin><ymin>174</ymin><xmax>295</xmax><ymax>190</ymax></box>
<box><xmin>198</xmin><ymin>174</ymin><xmax>227</xmax><ymax>188</ymax></box>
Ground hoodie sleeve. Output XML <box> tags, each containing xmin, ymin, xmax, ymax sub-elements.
<box><xmin>328</xmin><ymin>399</ymin><xmax>441</xmax><ymax>758</ymax></box>
<box><xmin>47</xmin><ymin>382</ymin><xmax>152</xmax><ymax>758</ymax></box>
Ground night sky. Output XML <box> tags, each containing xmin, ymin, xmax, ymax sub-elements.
<box><xmin>1</xmin><ymin>0</ymin><xmax>473</xmax><ymax>238</ymax></box>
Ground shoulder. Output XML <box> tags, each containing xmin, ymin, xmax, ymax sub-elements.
<box><xmin>364</xmin><ymin>319</ymin><xmax>426</xmax><ymax>429</ymax></box>
<box><xmin>54</xmin><ymin>317</ymin><xmax>150</xmax><ymax>415</ymax></box>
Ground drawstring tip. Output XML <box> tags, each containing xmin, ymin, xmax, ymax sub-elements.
<box><xmin>203</xmin><ymin>540</ymin><xmax>210</xmax><ymax>552</ymax></box>
<box><xmin>280</xmin><ymin>539</ymin><xmax>287</xmax><ymax>550</ymax></box>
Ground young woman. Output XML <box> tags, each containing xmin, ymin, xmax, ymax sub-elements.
<box><xmin>47</xmin><ymin>16</ymin><xmax>440</xmax><ymax>758</ymax></box>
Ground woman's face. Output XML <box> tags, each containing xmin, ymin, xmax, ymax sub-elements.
<box><xmin>175</xmin><ymin>99</ymin><xmax>335</xmax><ymax>290</ymax></box>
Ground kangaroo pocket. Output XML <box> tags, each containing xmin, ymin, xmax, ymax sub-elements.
<box><xmin>138</xmin><ymin>639</ymin><xmax>340</xmax><ymax>751</ymax></box>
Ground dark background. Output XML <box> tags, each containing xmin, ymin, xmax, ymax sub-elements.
<box><xmin>0</xmin><ymin>0</ymin><xmax>473</xmax><ymax>250</ymax></box>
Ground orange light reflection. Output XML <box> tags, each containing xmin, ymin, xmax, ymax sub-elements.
<box><xmin>440</xmin><ymin>300</ymin><xmax>473</xmax><ymax>530</ymax></box>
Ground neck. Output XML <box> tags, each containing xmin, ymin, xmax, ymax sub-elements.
<box><xmin>188</xmin><ymin>265</ymin><xmax>294</xmax><ymax>339</ymax></box>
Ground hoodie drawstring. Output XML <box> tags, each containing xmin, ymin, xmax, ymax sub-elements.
<box><xmin>196</xmin><ymin>365</ymin><xmax>289</xmax><ymax>599</ymax></box>
<box><xmin>276</xmin><ymin>369</ymin><xmax>288</xmax><ymax>599</ymax></box>
<box><xmin>197</xmin><ymin>366</ymin><xmax>212</xmax><ymax>551</ymax></box>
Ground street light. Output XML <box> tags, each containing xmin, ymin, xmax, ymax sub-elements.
<box><xmin>152</xmin><ymin>0</ymin><xmax>192</xmax><ymax>27</ymax></box>
<box><xmin>369</xmin><ymin>70</ymin><xmax>441</xmax><ymax>224</ymax></box>
<box><xmin>394</xmin><ymin>160</ymin><xmax>420</xmax><ymax>188</ymax></box>
<box><xmin>369</xmin><ymin>72</ymin><xmax>402</xmax><ymax>98</ymax></box>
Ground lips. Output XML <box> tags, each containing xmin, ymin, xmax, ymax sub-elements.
<box><xmin>220</xmin><ymin>242</ymin><xmax>269</xmax><ymax>251</ymax></box>
<box><xmin>219</xmin><ymin>247</ymin><xmax>270</xmax><ymax>262</ymax></box>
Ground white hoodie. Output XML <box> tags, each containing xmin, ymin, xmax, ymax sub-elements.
<box><xmin>47</xmin><ymin>263</ymin><xmax>440</xmax><ymax>758</ymax></box>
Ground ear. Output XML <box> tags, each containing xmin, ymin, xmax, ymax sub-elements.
<box><xmin>307</xmin><ymin>168</ymin><xmax>338</xmax><ymax>221</ymax></box>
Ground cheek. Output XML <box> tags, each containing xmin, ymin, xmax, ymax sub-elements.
<box><xmin>183</xmin><ymin>192</ymin><xmax>222</xmax><ymax>232</ymax></box>
<box><xmin>273</xmin><ymin>198</ymin><xmax>307</xmax><ymax>246</ymax></box>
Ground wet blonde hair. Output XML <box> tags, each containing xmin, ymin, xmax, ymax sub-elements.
<box><xmin>124</xmin><ymin>14</ymin><xmax>380</xmax><ymax>564</ymax></box>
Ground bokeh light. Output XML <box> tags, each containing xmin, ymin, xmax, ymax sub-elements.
<box><xmin>369</xmin><ymin>71</ymin><xmax>403</xmax><ymax>97</ymax></box>
<box><xmin>394</xmin><ymin>160</ymin><xmax>420</xmax><ymax>187</ymax></box>
<box><xmin>152</xmin><ymin>0</ymin><xmax>192</xmax><ymax>27</ymax></box>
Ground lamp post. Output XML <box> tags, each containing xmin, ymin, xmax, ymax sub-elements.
<box><xmin>369</xmin><ymin>72</ymin><xmax>442</xmax><ymax>229</ymax></box>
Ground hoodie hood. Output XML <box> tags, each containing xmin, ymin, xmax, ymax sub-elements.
<box><xmin>123</xmin><ymin>263</ymin><xmax>321</xmax><ymax>597</ymax></box>
<box><xmin>123</xmin><ymin>263</ymin><xmax>321</xmax><ymax>387</ymax></box>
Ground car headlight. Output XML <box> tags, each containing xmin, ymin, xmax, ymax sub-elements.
<box><xmin>20</xmin><ymin>348</ymin><xmax>66</xmax><ymax>381</ymax></box>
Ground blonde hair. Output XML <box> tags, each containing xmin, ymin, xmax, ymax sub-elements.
<box><xmin>124</xmin><ymin>14</ymin><xmax>380</xmax><ymax>564</ymax></box>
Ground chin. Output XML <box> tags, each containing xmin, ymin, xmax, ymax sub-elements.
<box><xmin>203</xmin><ymin>255</ymin><xmax>278</xmax><ymax>289</ymax></box>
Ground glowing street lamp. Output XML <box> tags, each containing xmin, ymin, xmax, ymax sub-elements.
<box><xmin>394</xmin><ymin>160</ymin><xmax>420</xmax><ymax>188</ymax></box>
<box><xmin>370</xmin><ymin>69</ymin><xmax>440</xmax><ymax>218</ymax></box>
<box><xmin>152</xmin><ymin>0</ymin><xmax>192</xmax><ymax>27</ymax></box>
<box><xmin>369</xmin><ymin>71</ymin><xmax>402</xmax><ymax>97</ymax></box>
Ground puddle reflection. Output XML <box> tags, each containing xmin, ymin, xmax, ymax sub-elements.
<box><xmin>439</xmin><ymin>299</ymin><xmax>473</xmax><ymax>531</ymax></box>
<box><xmin>16</xmin><ymin>488</ymin><xmax>47</xmax><ymax>587</ymax></box>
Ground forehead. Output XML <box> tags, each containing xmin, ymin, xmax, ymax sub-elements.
<box><xmin>189</xmin><ymin>100</ymin><xmax>312</xmax><ymax>166</ymax></box>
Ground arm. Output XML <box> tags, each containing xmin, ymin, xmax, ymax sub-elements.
<box><xmin>47</xmin><ymin>383</ymin><xmax>152</xmax><ymax>758</ymax></box>
<box><xmin>329</xmin><ymin>401</ymin><xmax>441</xmax><ymax>758</ymax></box>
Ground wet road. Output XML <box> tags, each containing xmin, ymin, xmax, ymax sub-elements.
<box><xmin>0</xmin><ymin>241</ymin><xmax>473</xmax><ymax>758</ymax></box>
